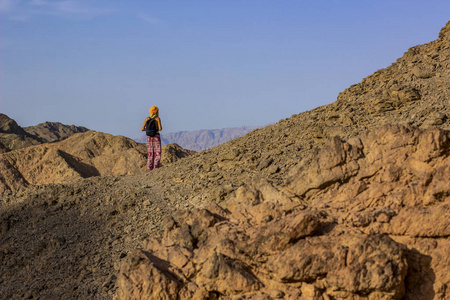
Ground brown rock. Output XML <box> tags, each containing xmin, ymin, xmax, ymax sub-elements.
<box><xmin>199</xmin><ymin>252</ymin><xmax>262</xmax><ymax>295</ymax></box>
<box><xmin>115</xmin><ymin>124</ymin><xmax>450</xmax><ymax>299</ymax></box>
<box><xmin>286</xmin><ymin>125</ymin><xmax>450</xmax><ymax>209</ymax></box>
<box><xmin>115</xmin><ymin>249</ymin><xmax>185</xmax><ymax>300</ymax></box>
<box><xmin>117</xmin><ymin>201</ymin><xmax>408</xmax><ymax>299</ymax></box>
<box><xmin>0</xmin><ymin>114</ymin><xmax>41</xmax><ymax>151</ymax></box>
<box><xmin>285</xmin><ymin>135</ymin><xmax>362</xmax><ymax>197</ymax></box>
<box><xmin>438</xmin><ymin>21</ymin><xmax>450</xmax><ymax>40</ymax></box>
<box><xmin>23</xmin><ymin>121</ymin><xmax>89</xmax><ymax>143</ymax></box>
<box><xmin>268</xmin><ymin>235</ymin><xmax>407</xmax><ymax>299</ymax></box>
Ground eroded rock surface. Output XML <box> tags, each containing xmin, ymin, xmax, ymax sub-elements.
<box><xmin>116</xmin><ymin>125</ymin><xmax>449</xmax><ymax>299</ymax></box>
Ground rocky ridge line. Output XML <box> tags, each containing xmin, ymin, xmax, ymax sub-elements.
<box><xmin>24</xmin><ymin>121</ymin><xmax>90</xmax><ymax>143</ymax></box>
<box><xmin>0</xmin><ymin>113</ymin><xmax>41</xmax><ymax>152</ymax></box>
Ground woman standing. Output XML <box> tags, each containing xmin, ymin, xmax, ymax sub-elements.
<box><xmin>141</xmin><ymin>106</ymin><xmax>162</xmax><ymax>171</ymax></box>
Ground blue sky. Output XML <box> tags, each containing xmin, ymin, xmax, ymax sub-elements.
<box><xmin>1</xmin><ymin>1</ymin><xmax>449</xmax><ymax>138</ymax></box>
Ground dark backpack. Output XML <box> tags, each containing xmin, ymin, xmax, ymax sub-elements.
<box><xmin>145</xmin><ymin>117</ymin><xmax>158</xmax><ymax>137</ymax></box>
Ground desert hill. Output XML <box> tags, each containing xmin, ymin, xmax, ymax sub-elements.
<box><xmin>0</xmin><ymin>21</ymin><xmax>449</xmax><ymax>299</ymax></box>
<box><xmin>0</xmin><ymin>113</ymin><xmax>41</xmax><ymax>152</ymax></box>
<box><xmin>0</xmin><ymin>131</ymin><xmax>147</xmax><ymax>194</ymax></box>
<box><xmin>0</xmin><ymin>118</ymin><xmax>196</xmax><ymax>194</ymax></box>
<box><xmin>24</xmin><ymin>121</ymin><xmax>90</xmax><ymax>143</ymax></box>
<box><xmin>0</xmin><ymin>114</ymin><xmax>90</xmax><ymax>153</ymax></box>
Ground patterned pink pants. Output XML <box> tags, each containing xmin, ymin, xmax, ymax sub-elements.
<box><xmin>147</xmin><ymin>134</ymin><xmax>161</xmax><ymax>171</ymax></box>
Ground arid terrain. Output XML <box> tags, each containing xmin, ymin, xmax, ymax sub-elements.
<box><xmin>0</xmin><ymin>115</ymin><xmax>196</xmax><ymax>195</ymax></box>
<box><xmin>1</xmin><ymin>21</ymin><xmax>450</xmax><ymax>299</ymax></box>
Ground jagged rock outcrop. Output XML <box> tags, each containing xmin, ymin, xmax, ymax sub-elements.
<box><xmin>24</xmin><ymin>121</ymin><xmax>90</xmax><ymax>143</ymax></box>
<box><xmin>0</xmin><ymin>114</ymin><xmax>28</xmax><ymax>135</ymax></box>
<box><xmin>116</xmin><ymin>125</ymin><xmax>449</xmax><ymax>299</ymax></box>
<box><xmin>0</xmin><ymin>113</ymin><xmax>41</xmax><ymax>151</ymax></box>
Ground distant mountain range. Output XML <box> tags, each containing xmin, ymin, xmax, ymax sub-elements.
<box><xmin>136</xmin><ymin>126</ymin><xmax>262</xmax><ymax>151</ymax></box>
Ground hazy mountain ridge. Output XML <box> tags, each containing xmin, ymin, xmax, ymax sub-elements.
<box><xmin>137</xmin><ymin>126</ymin><xmax>261</xmax><ymax>151</ymax></box>
<box><xmin>0</xmin><ymin>21</ymin><xmax>449</xmax><ymax>300</ymax></box>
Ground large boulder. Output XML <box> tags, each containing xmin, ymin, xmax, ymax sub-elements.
<box><xmin>116</xmin><ymin>203</ymin><xmax>408</xmax><ymax>299</ymax></box>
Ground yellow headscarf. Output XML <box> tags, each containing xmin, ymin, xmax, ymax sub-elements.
<box><xmin>149</xmin><ymin>106</ymin><xmax>159</xmax><ymax>118</ymax></box>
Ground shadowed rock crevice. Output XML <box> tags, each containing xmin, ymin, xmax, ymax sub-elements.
<box><xmin>404</xmin><ymin>248</ymin><xmax>436</xmax><ymax>300</ymax></box>
<box><xmin>58</xmin><ymin>150</ymin><xmax>101</xmax><ymax>178</ymax></box>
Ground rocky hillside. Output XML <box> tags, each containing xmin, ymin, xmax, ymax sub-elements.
<box><xmin>0</xmin><ymin>128</ymin><xmax>196</xmax><ymax>195</ymax></box>
<box><xmin>0</xmin><ymin>114</ymin><xmax>90</xmax><ymax>152</ymax></box>
<box><xmin>0</xmin><ymin>113</ymin><xmax>41</xmax><ymax>152</ymax></box>
<box><xmin>0</xmin><ymin>21</ymin><xmax>449</xmax><ymax>300</ymax></box>
<box><xmin>0</xmin><ymin>131</ymin><xmax>147</xmax><ymax>195</ymax></box>
<box><xmin>137</xmin><ymin>126</ymin><xmax>261</xmax><ymax>151</ymax></box>
<box><xmin>117</xmin><ymin>125</ymin><xmax>450</xmax><ymax>299</ymax></box>
<box><xmin>161</xmin><ymin>143</ymin><xmax>196</xmax><ymax>164</ymax></box>
<box><xmin>24</xmin><ymin>121</ymin><xmax>89</xmax><ymax>143</ymax></box>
